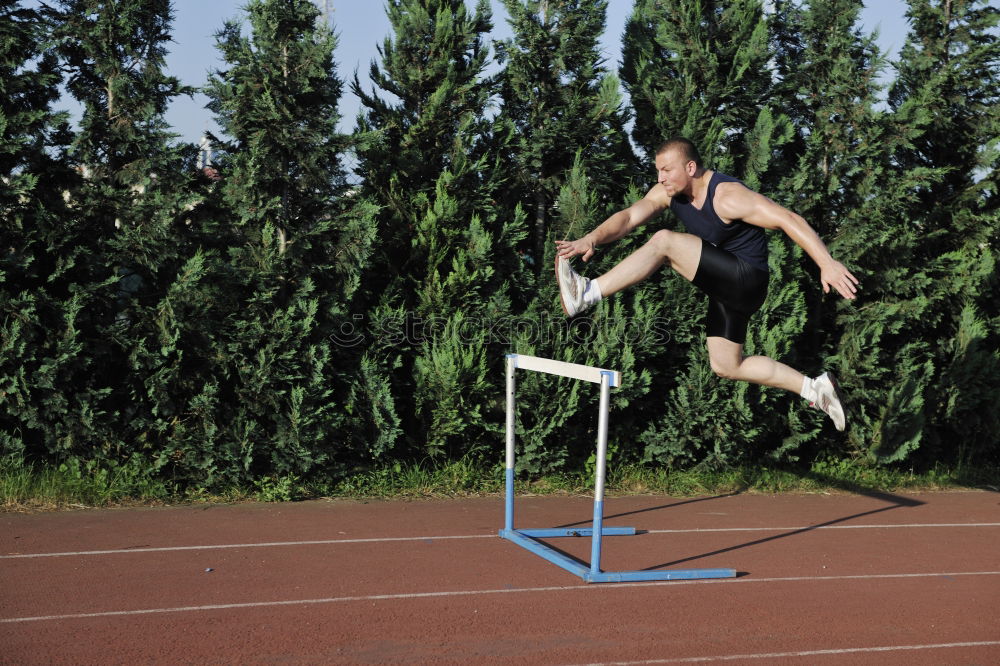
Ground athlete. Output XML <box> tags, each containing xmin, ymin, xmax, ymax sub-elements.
<box><xmin>555</xmin><ymin>137</ymin><xmax>858</xmax><ymax>430</ymax></box>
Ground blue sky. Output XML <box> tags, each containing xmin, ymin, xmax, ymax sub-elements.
<box><xmin>70</xmin><ymin>1</ymin><xmax>915</xmax><ymax>143</ymax></box>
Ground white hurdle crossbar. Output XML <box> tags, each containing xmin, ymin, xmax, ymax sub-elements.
<box><xmin>500</xmin><ymin>353</ymin><xmax>736</xmax><ymax>583</ymax></box>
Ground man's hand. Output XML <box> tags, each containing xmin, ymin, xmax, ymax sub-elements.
<box><xmin>555</xmin><ymin>238</ymin><xmax>596</xmax><ymax>262</ymax></box>
<box><xmin>820</xmin><ymin>261</ymin><xmax>860</xmax><ymax>300</ymax></box>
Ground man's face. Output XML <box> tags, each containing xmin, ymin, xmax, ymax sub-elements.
<box><xmin>655</xmin><ymin>149</ymin><xmax>694</xmax><ymax>196</ymax></box>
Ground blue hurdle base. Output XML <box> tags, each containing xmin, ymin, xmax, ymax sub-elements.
<box><xmin>498</xmin><ymin>527</ymin><xmax>737</xmax><ymax>584</ymax></box>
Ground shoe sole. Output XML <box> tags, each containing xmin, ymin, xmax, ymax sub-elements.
<box><xmin>554</xmin><ymin>255</ymin><xmax>571</xmax><ymax>316</ymax></box>
<box><xmin>825</xmin><ymin>371</ymin><xmax>847</xmax><ymax>431</ymax></box>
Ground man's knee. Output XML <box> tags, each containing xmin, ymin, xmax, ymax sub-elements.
<box><xmin>649</xmin><ymin>229</ymin><xmax>677</xmax><ymax>256</ymax></box>
<box><xmin>709</xmin><ymin>357</ymin><xmax>741</xmax><ymax>381</ymax></box>
<box><xmin>707</xmin><ymin>346</ymin><xmax>743</xmax><ymax>381</ymax></box>
<box><xmin>650</xmin><ymin>229</ymin><xmax>700</xmax><ymax>267</ymax></box>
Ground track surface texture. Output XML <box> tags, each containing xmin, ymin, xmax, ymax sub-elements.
<box><xmin>2</xmin><ymin>490</ymin><xmax>999</xmax><ymax>665</ymax></box>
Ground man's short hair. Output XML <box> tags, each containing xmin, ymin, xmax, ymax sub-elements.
<box><xmin>656</xmin><ymin>137</ymin><xmax>702</xmax><ymax>168</ymax></box>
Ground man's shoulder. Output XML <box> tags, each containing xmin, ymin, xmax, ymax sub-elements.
<box><xmin>713</xmin><ymin>178</ymin><xmax>769</xmax><ymax>221</ymax></box>
<box><xmin>640</xmin><ymin>183</ymin><xmax>672</xmax><ymax>209</ymax></box>
<box><xmin>713</xmin><ymin>178</ymin><xmax>756</xmax><ymax>203</ymax></box>
<box><xmin>711</xmin><ymin>169</ymin><xmax>749</xmax><ymax>186</ymax></box>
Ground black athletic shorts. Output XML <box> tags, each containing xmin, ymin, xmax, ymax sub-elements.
<box><xmin>690</xmin><ymin>240</ymin><xmax>769</xmax><ymax>345</ymax></box>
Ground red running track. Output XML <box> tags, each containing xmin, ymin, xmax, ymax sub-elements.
<box><xmin>2</xmin><ymin>490</ymin><xmax>999</xmax><ymax>664</ymax></box>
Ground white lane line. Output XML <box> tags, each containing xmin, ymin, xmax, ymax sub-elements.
<box><xmin>570</xmin><ymin>641</ymin><xmax>1000</xmax><ymax>665</ymax></box>
<box><xmin>3</xmin><ymin>523</ymin><xmax>997</xmax><ymax>559</ymax></box>
<box><xmin>647</xmin><ymin>522</ymin><xmax>1000</xmax><ymax>534</ymax></box>
<box><xmin>0</xmin><ymin>534</ymin><xmax>493</xmax><ymax>559</ymax></box>
<box><xmin>2</xmin><ymin>571</ymin><xmax>998</xmax><ymax>624</ymax></box>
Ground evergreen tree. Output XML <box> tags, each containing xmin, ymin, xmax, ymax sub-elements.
<box><xmin>494</xmin><ymin>0</ymin><xmax>637</xmax><ymax>271</ymax></box>
<box><xmin>767</xmin><ymin>0</ymin><xmax>907</xmax><ymax>464</ymax></box>
<box><xmin>201</xmin><ymin>0</ymin><xmax>378</xmax><ymax>483</ymax></box>
<box><xmin>839</xmin><ymin>0</ymin><xmax>1000</xmax><ymax>466</ymax></box>
<box><xmin>12</xmin><ymin>0</ymin><xmax>196</xmax><ymax>474</ymax></box>
<box><xmin>349</xmin><ymin>0</ymin><xmax>530</xmax><ymax>461</ymax></box>
<box><xmin>352</xmin><ymin>0</ymin><xmax>495</xmax><ymax>296</ymax></box>
<box><xmin>207</xmin><ymin>0</ymin><xmax>351</xmax><ymax>247</ymax></box>
<box><xmin>483</xmin><ymin>1</ymin><xmax>661</xmax><ymax>475</ymax></box>
<box><xmin>889</xmin><ymin>0</ymin><xmax>1000</xmax><ymax>206</ymax></box>
<box><xmin>897</xmin><ymin>0</ymin><xmax>1000</xmax><ymax>468</ymax></box>
<box><xmin>621</xmin><ymin>0</ymin><xmax>788</xmax><ymax>185</ymax></box>
<box><xmin>0</xmin><ymin>0</ymin><xmax>81</xmax><ymax>462</ymax></box>
<box><xmin>770</xmin><ymin>0</ymin><xmax>985</xmax><ymax>466</ymax></box>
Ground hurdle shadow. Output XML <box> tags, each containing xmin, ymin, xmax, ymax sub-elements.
<box><xmin>554</xmin><ymin>492</ymin><xmax>743</xmax><ymax>530</ymax></box>
<box><xmin>641</xmin><ymin>489</ymin><xmax>926</xmax><ymax>572</ymax></box>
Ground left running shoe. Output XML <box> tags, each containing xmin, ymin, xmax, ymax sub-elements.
<box><xmin>812</xmin><ymin>371</ymin><xmax>846</xmax><ymax>431</ymax></box>
<box><xmin>555</xmin><ymin>255</ymin><xmax>592</xmax><ymax>316</ymax></box>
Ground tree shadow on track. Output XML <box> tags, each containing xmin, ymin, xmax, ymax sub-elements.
<box><xmin>641</xmin><ymin>489</ymin><xmax>926</xmax><ymax>572</ymax></box>
<box><xmin>553</xmin><ymin>492</ymin><xmax>743</xmax><ymax>530</ymax></box>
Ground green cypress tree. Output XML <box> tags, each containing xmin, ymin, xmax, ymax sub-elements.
<box><xmin>851</xmin><ymin>0</ymin><xmax>1000</xmax><ymax>467</ymax></box>
<box><xmin>207</xmin><ymin>0</ymin><xmax>352</xmax><ymax>243</ymax></box>
<box><xmin>352</xmin><ymin>0</ymin><xmax>494</xmax><ymax>297</ymax></box>
<box><xmin>621</xmin><ymin>0</ymin><xmax>787</xmax><ymax>181</ymax></box>
<box><xmin>772</xmin><ymin>0</ymin><xmax>974</xmax><ymax>466</ymax></box>
<box><xmin>494</xmin><ymin>0</ymin><xmax>637</xmax><ymax>271</ymax></box>
<box><xmin>470</xmin><ymin>0</ymin><xmax>685</xmax><ymax>475</ymax></box>
<box><xmin>200</xmin><ymin>0</ymin><xmax>379</xmax><ymax>484</ymax></box>
<box><xmin>770</xmin><ymin>0</ymin><xmax>886</xmax><ymax>447</ymax></box>
<box><xmin>55</xmin><ymin>0</ymin><xmax>193</xmax><ymax>232</ymax></box>
<box><xmin>409</xmin><ymin>176</ymin><xmax>528</xmax><ymax>458</ymax></box>
<box><xmin>769</xmin><ymin>0</ymin><xmax>934</xmax><ymax>466</ymax></box>
<box><xmin>407</xmin><ymin>106</ymin><xmax>527</xmax><ymax>460</ymax></box>
<box><xmin>20</xmin><ymin>0</ymin><xmax>196</xmax><ymax>475</ymax></box>
<box><xmin>0</xmin><ymin>0</ymin><xmax>83</xmax><ymax>463</ymax></box>
<box><xmin>349</xmin><ymin>0</ymin><xmax>528</xmax><ymax>462</ymax></box>
<box><xmin>485</xmin><ymin>1</ymin><xmax>649</xmax><ymax>474</ymax></box>
<box><xmin>889</xmin><ymin>0</ymin><xmax>999</xmax><ymax>205</ymax></box>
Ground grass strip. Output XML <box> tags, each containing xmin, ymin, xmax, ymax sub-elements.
<box><xmin>3</xmin><ymin>453</ymin><xmax>998</xmax><ymax>512</ymax></box>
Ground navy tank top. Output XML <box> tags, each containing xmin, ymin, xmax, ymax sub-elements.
<box><xmin>669</xmin><ymin>172</ymin><xmax>769</xmax><ymax>272</ymax></box>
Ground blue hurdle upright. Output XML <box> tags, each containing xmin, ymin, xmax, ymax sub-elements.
<box><xmin>499</xmin><ymin>353</ymin><xmax>736</xmax><ymax>583</ymax></box>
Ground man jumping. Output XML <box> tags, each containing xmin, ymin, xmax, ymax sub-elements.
<box><xmin>555</xmin><ymin>137</ymin><xmax>858</xmax><ymax>430</ymax></box>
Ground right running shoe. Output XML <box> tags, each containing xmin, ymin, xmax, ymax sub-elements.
<box><xmin>812</xmin><ymin>371</ymin><xmax>846</xmax><ymax>431</ymax></box>
<box><xmin>555</xmin><ymin>255</ymin><xmax>592</xmax><ymax>317</ymax></box>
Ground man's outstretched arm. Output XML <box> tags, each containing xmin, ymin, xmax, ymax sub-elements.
<box><xmin>554</xmin><ymin>186</ymin><xmax>668</xmax><ymax>262</ymax></box>
<box><xmin>715</xmin><ymin>183</ymin><xmax>860</xmax><ymax>300</ymax></box>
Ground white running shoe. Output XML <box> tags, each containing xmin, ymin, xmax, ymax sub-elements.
<box><xmin>812</xmin><ymin>371</ymin><xmax>846</xmax><ymax>431</ymax></box>
<box><xmin>555</xmin><ymin>255</ymin><xmax>592</xmax><ymax>316</ymax></box>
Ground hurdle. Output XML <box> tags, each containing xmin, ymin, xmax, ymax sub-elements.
<box><xmin>499</xmin><ymin>353</ymin><xmax>736</xmax><ymax>583</ymax></box>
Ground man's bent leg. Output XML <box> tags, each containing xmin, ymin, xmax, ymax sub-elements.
<box><xmin>595</xmin><ymin>230</ymin><xmax>703</xmax><ymax>298</ymax></box>
<box><xmin>705</xmin><ymin>336</ymin><xmax>805</xmax><ymax>394</ymax></box>
<box><xmin>706</xmin><ymin>336</ymin><xmax>847</xmax><ymax>430</ymax></box>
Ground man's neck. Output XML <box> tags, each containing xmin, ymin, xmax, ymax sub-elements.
<box><xmin>688</xmin><ymin>168</ymin><xmax>711</xmax><ymax>203</ymax></box>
